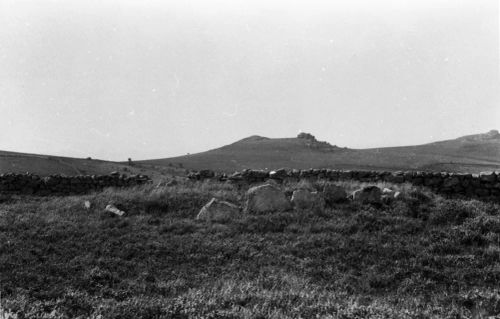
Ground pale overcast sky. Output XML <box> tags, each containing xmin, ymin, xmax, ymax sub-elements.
<box><xmin>0</xmin><ymin>0</ymin><xmax>498</xmax><ymax>160</ymax></box>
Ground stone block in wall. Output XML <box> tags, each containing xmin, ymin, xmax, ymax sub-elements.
<box><xmin>356</xmin><ymin>171</ymin><xmax>370</xmax><ymax>181</ymax></box>
<box><xmin>242</xmin><ymin>169</ymin><xmax>268</xmax><ymax>183</ymax></box>
<box><xmin>452</xmin><ymin>184</ymin><xmax>465</xmax><ymax>194</ymax></box>
<box><xmin>325</xmin><ymin>169</ymin><xmax>337</xmax><ymax>180</ymax></box>
<box><xmin>412</xmin><ymin>177</ymin><xmax>424</xmax><ymax>186</ymax></box>
<box><xmin>353</xmin><ymin>171</ymin><xmax>370</xmax><ymax>178</ymax></box>
<box><xmin>458</xmin><ymin>173</ymin><xmax>472</xmax><ymax>180</ymax></box>
<box><xmin>424</xmin><ymin>175</ymin><xmax>443</xmax><ymax>187</ymax></box>
<box><xmin>483</xmin><ymin>182</ymin><xmax>495</xmax><ymax>189</ymax></box>
<box><xmin>491</xmin><ymin>189</ymin><xmax>500</xmax><ymax>197</ymax></box>
<box><xmin>299</xmin><ymin>170</ymin><xmax>311</xmax><ymax>179</ymax></box>
<box><xmin>465</xmin><ymin>187</ymin><xmax>476</xmax><ymax>197</ymax></box>
<box><xmin>269</xmin><ymin>168</ymin><xmax>288</xmax><ymax>180</ymax></box>
<box><xmin>475</xmin><ymin>188</ymin><xmax>490</xmax><ymax>197</ymax></box>
<box><xmin>408</xmin><ymin>171</ymin><xmax>423</xmax><ymax>185</ymax></box>
<box><xmin>378</xmin><ymin>171</ymin><xmax>391</xmax><ymax>182</ymax></box>
<box><xmin>459</xmin><ymin>175</ymin><xmax>473</xmax><ymax>187</ymax></box>
<box><xmin>37</xmin><ymin>189</ymin><xmax>51</xmax><ymax>196</ymax></box>
<box><xmin>470</xmin><ymin>177</ymin><xmax>481</xmax><ymax>187</ymax></box>
<box><xmin>479</xmin><ymin>171</ymin><xmax>497</xmax><ymax>183</ymax></box>
<box><xmin>387</xmin><ymin>173</ymin><xmax>404</xmax><ymax>184</ymax></box>
<box><xmin>290</xmin><ymin>169</ymin><xmax>301</xmax><ymax>179</ymax></box>
<box><xmin>403</xmin><ymin>171</ymin><xmax>414</xmax><ymax>182</ymax></box>
<box><xmin>339</xmin><ymin>171</ymin><xmax>352</xmax><ymax>180</ymax></box>
<box><xmin>317</xmin><ymin>169</ymin><xmax>328</xmax><ymax>179</ymax></box>
<box><xmin>443</xmin><ymin>176</ymin><xmax>460</xmax><ymax>188</ymax></box>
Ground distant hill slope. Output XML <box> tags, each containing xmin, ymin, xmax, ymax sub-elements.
<box><xmin>0</xmin><ymin>150</ymin><xmax>181</xmax><ymax>179</ymax></box>
<box><xmin>139</xmin><ymin>130</ymin><xmax>500</xmax><ymax>174</ymax></box>
<box><xmin>2</xmin><ymin>130</ymin><xmax>499</xmax><ymax>176</ymax></box>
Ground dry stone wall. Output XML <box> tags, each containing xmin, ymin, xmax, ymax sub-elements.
<box><xmin>188</xmin><ymin>169</ymin><xmax>500</xmax><ymax>201</ymax></box>
<box><xmin>0</xmin><ymin>172</ymin><xmax>151</xmax><ymax>196</ymax></box>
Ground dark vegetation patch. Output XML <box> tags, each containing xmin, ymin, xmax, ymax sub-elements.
<box><xmin>1</xmin><ymin>181</ymin><xmax>500</xmax><ymax>318</ymax></box>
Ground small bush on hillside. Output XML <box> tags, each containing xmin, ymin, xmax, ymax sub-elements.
<box><xmin>429</xmin><ymin>199</ymin><xmax>479</xmax><ymax>226</ymax></box>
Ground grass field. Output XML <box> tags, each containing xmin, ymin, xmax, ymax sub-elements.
<box><xmin>1</xmin><ymin>180</ymin><xmax>500</xmax><ymax>318</ymax></box>
<box><xmin>0</xmin><ymin>150</ymin><xmax>185</xmax><ymax>180</ymax></box>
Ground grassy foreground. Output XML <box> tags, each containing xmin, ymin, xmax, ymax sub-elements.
<box><xmin>1</xmin><ymin>180</ymin><xmax>500</xmax><ymax>318</ymax></box>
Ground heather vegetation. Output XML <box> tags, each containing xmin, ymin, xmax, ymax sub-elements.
<box><xmin>1</xmin><ymin>180</ymin><xmax>500</xmax><ymax>318</ymax></box>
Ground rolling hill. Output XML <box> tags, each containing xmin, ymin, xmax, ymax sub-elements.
<box><xmin>139</xmin><ymin>130</ymin><xmax>500</xmax><ymax>174</ymax></box>
<box><xmin>0</xmin><ymin>150</ymin><xmax>182</xmax><ymax>179</ymax></box>
<box><xmin>1</xmin><ymin>130</ymin><xmax>499</xmax><ymax>176</ymax></box>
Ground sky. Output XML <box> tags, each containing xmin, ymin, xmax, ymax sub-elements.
<box><xmin>0</xmin><ymin>0</ymin><xmax>498</xmax><ymax>161</ymax></box>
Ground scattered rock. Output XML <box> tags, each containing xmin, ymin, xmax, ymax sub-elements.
<box><xmin>382</xmin><ymin>188</ymin><xmax>401</xmax><ymax>199</ymax></box>
<box><xmin>84</xmin><ymin>201</ymin><xmax>91</xmax><ymax>210</ymax></box>
<box><xmin>244</xmin><ymin>184</ymin><xmax>291</xmax><ymax>214</ymax></box>
<box><xmin>291</xmin><ymin>189</ymin><xmax>325</xmax><ymax>210</ymax></box>
<box><xmin>352</xmin><ymin>186</ymin><xmax>382</xmax><ymax>205</ymax></box>
<box><xmin>196</xmin><ymin>198</ymin><xmax>240</xmax><ymax>222</ymax></box>
<box><xmin>323</xmin><ymin>184</ymin><xmax>347</xmax><ymax>205</ymax></box>
<box><xmin>382</xmin><ymin>188</ymin><xmax>394</xmax><ymax>195</ymax></box>
<box><xmin>105</xmin><ymin>204</ymin><xmax>125</xmax><ymax>216</ymax></box>
<box><xmin>381</xmin><ymin>188</ymin><xmax>401</xmax><ymax>204</ymax></box>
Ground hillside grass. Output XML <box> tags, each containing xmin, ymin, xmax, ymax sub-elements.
<box><xmin>138</xmin><ymin>134</ymin><xmax>500</xmax><ymax>174</ymax></box>
<box><xmin>0</xmin><ymin>151</ymin><xmax>184</xmax><ymax>180</ymax></box>
<box><xmin>1</xmin><ymin>180</ymin><xmax>500</xmax><ymax>318</ymax></box>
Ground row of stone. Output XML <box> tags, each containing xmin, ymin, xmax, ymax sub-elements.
<box><xmin>0</xmin><ymin>172</ymin><xmax>151</xmax><ymax>195</ymax></box>
<box><xmin>188</xmin><ymin>169</ymin><xmax>500</xmax><ymax>199</ymax></box>
<box><xmin>197</xmin><ymin>183</ymin><xmax>400</xmax><ymax>222</ymax></box>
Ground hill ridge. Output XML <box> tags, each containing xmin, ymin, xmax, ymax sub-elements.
<box><xmin>137</xmin><ymin>130</ymin><xmax>500</xmax><ymax>174</ymax></box>
<box><xmin>2</xmin><ymin>130</ymin><xmax>499</xmax><ymax>175</ymax></box>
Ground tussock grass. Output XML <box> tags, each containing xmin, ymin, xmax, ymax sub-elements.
<box><xmin>1</xmin><ymin>180</ymin><xmax>500</xmax><ymax>318</ymax></box>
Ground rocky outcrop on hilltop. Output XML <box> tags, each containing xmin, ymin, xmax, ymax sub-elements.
<box><xmin>457</xmin><ymin>129</ymin><xmax>500</xmax><ymax>142</ymax></box>
<box><xmin>297</xmin><ymin>132</ymin><xmax>340</xmax><ymax>151</ymax></box>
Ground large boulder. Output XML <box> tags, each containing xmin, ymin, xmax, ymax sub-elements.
<box><xmin>196</xmin><ymin>198</ymin><xmax>240</xmax><ymax>222</ymax></box>
<box><xmin>323</xmin><ymin>184</ymin><xmax>347</xmax><ymax>205</ymax></box>
<box><xmin>352</xmin><ymin>186</ymin><xmax>382</xmax><ymax>205</ymax></box>
<box><xmin>84</xmin><ymin>200</ymin><xmax>92</xmax><ymax>210</ymax></box>
<box><xmin>244</xmin><ymin>184</ymin><xmax>291</xmax><ymax>214</ymax></box>
<box><xmin>291</xmin><ymin>189</ymin><xmax>325</xmax><ymax>210</ymax></box>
